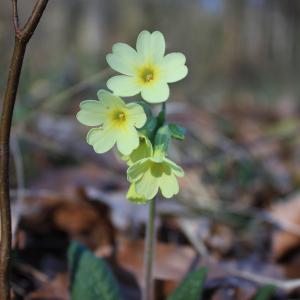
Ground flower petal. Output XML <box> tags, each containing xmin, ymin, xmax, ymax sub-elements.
<box><xmin>136</xmin><ymin>30</ymin><xmax>166</xmax><ymax>62</ymax></box>
<box><xmin>126</xmin><ymin>103</ymin><xmax>147</xmax><ymax>128</ymax></box>
<box><xmin>76</xmin><ymin>111</ymin><xmax>102</xmax><ymax>126</ymax></box>
<box><xmin>135</xmin><ymin>170</ymin><xmax>159</xmax><ymax>200</ymax></box>
<box><xmin>79</xmin><ymin>100</ymin><xmax>102</xmax><ymax>111</ymax></box>
<box><xmin>106</xmin><ymin>43</ymin><xmax>139</xmax><ymax>75</ymax></box>
<box><xmin>107</xmin><ymin>75</ymin><xmax>140</xmax><ymax>97</ymax></box>
<box><xmin>127</xmin><ymin>158</ymin><xmax>149</xmax><ymax>182</ymax></box>
<box><xmin>116</xmin><ymin>126</ymin><xmax>139</xmax><ymax>155</ymax></box>
<box><xmin>165</xmin><ymin>65</ymin><xmax>188</xmax><ymax>83</ymax></box>
<box><xmin>160</xmin><ymin>53</ymin><xmax>188</xmax><ymax>83</ymax></box>
<box><xmin>86</xmin><ymin>127</ymin><xmax>117</xmax><ymax>154</ymax></box>
<box><xmin>141</xmin><ymin>82</ymin><xmax>170</xmax><ymax>103</ymax></box>
<box><xmin>77</xmin><ymin>100</ymin><xmax>106</xmax><ymax>126</ymax></box>
<box><xmin>159</xmin><ymin>173</ymin><xmax>179</xmax><ymax>198</ymax></box>
<box><xmin>136</xmin><ymin>30</ymin><xmax>151</xmax><ymax>59</ymax></box>
<box><xmin>164</xmin><ymin>158</ymin><xmax>184</xmax><ymax>177</ymax></box>
<box><xmin>97</xmin><ymin>89</ymin><xmax>125</xmax><ymax>109</ymax></box>
<box><xmin>151</xmin><ymin>31</ymin><xmax>165</xmax><ymax>62</ymax></box>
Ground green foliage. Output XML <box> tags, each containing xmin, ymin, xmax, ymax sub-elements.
<box><xmin>167</xmin><ymin>267</ymin><xmax>207</xmax><ymax>300</ymax></box>
<box><xmin>168</xmin><ymin>123</ymin><xmax>186</xmax><ymax>140</ymax></box>
<box><xmin>156</xmin><ymin>107</ymin><xmax>166</xmax><ymax>127</ymax></box>
<box><xmin>68</xmin><ymin>241</ymin><xmax>122</xmax><ymax>300</ymax></box>
<box><xmin>253</xmin><ymin>284</ymin><xmax>276</xmax><ymax>300</ymax></box>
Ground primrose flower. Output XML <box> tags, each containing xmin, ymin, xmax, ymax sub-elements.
<box><xmin>127</xmin><ymin>152</ymin><xmax>184</xmax><ymax>200</ymax></box>
<box><xmin>76</xmin><ymin>90</ymin><xmax>146</xmax><ymax>155</ymax></box>
<box><xmin>119</xmin><ymin>134</ymin><xmax>153</xmax><ymax>203</ymax></box>
<box><xmin>106</xmin><ymin>30</ymin><xmax>188</xmax><ymax>103</ymax></box>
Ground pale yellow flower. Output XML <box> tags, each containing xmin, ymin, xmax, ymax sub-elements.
<box><xmin>106</xmin><ymin>30</ymin><xmax>188</xmax><ymax>103</ymax></box>
<box><xmin>77</xmin><ymin>90</ymin><xmax>146</xmax><ymax>155</ymax></box>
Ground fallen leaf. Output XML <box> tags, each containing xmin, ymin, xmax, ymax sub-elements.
<box><xmin>271</xmin><ymin>193</ymin><xmax>300</xmax><ymax>259</ymax></box>
<box><xmin>25</xmin><ymin>273</ymin><xmax>69</xmax><ymax>300</ymax></box>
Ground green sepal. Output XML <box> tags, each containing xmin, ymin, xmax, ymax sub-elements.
<box><xmin>126</xmin><ymin>183</ymin><xmax>148</xmax><ymax>204</ymax></box>
<box><xmin>168</xmin><ymin>123</ymin><xmax>186</xmax><ymax>140</ymax></box>
<box><xmin>154</xmin><ymin>125</ymin><xmax>171</xmax><ymax>158</ymax></box>
<box><xmin>138</xmin><ymin>116</ymin><xmax>158</xmax><ymax>141</ymax></box>
<box><xmin>156</xmin><ymin>105</ymin><xmax>166</xmax><ymax>128</ymax></box>
<box><xmin>117</xmin><ymin>134</ymin><xmax>153</xmax><ymax>166</ymax></box>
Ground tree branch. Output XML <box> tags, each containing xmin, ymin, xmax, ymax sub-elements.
<box><xmin>12</xmin><ymin>0</ymin><xmax>21</xmax><ymax>37</ymax></box>
<box><xmin>20</xmin><ymin>0</ymin><xmax>49</xmax><ymax>42</ymax></box>
<box><xmin>0</xmin><ymin>1</ymin><xmax>48</xmax><ymax>299</ymax></box>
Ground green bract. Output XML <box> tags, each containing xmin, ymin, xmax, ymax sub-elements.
<box><xmin>106</xmin><ymin>30</ymin><xmax>188</xmax><ymax>103</ymax></box>
<box><xmin>76</xmin><ymin>90</ymin><xmax>146</xmax><ymax>155</ymax></box>
<box><xmin>127</xmin><ymin>153</ymin><xmax>184</xmax><ymax>200</ymax></box>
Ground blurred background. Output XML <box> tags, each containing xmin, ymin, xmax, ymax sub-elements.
<box><xmin>1</xmin><ymin>0</ymin><xmax>300</xmax><ymax>299</ymax></box>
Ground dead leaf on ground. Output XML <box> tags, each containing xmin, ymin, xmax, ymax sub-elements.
<box><xmin>271</xmin><ymin>193</ymin><xmax>300</xmax><ymax>260</ymax></box>
<box><xmin>115</xmin><ymin>239</ymin><xmax>196</xmax><ymax>288</ymax></box>
<box><xmin>25</xmin><ymin>273</ymin><xmax>69</xmax><ymax>300</ymax></box>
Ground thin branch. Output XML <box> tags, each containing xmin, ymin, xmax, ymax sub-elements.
<box><xmin>12</xmin><ymin>0</ymin><xmax>20</xmax><ymax>37</ymax></box>
<box><xmin>227</xmin><ymin>267</ymin><xmax>300</xmax><ymax>293</ymax></box>
<box><xmin>0</xmin><ymin>1</ymin><xmax>48</xmax><ymax>299</ymax></box>
<box><xmin>20</xmin><ymin>0</ymin><xmax>49</xmax><ymax>42</ymax></box>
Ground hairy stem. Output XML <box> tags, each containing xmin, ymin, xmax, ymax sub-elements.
<box><xmin>142</xmin><ymin>197</ymin><xmax>157</xmax><ymax>300</ymax></box>
<box><xmin>0</xmin><ymin>2</ymin><xmax>48</xmax><ymax>299</ymax></box>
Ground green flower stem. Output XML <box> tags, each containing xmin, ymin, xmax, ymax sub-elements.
<box><xmin>162</xmin><ymin>102</ymin><xmax>166</xmax><ymax>115</ymax></box>
<box><xmin>143</xmin><ymin>197</ymin><xmax>157</xmax><ymax>300</ymax></box>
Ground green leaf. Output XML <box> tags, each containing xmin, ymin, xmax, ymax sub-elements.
<box><xmin>168</xmin><ymin>124</ymin><xmax>186</xmax><ymax>140</ymax></box>
<box><xmin>253</xmin><ymin>284</ymin><xmax>276</xmax><ymax>300</ymax></box>
<box><xmin>167</xmin><ymin>267</ymin><xmax>207</xmax><ymax>300</ymax></box>
<box><xmin>68</xmin><ymin>241</ymin><xmax>122</xmax><ymax>300</ymax></box>
<box><xmin>156</xmin><ymin>106</ymin><xmax>166</xmax><ymax>128</ymax></box>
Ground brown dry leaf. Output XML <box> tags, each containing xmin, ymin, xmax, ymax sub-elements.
<box><xmin>21</xmin><ymin>191</ymin><xmax>115</xmax><ymax>251</ymax></box>
<box><xmin>271</xmin><ymin>193</ymin><xmax>300</xmax><ymax>259</ymax></box>
<box><xmin>25</xmin><ymin>273</ymin><xmax>69</xmax><ymax>300</ymax></box>
<box><xmin>212</xmin><ymin>287</ymin><xmax>255</xmax><ymax>300</ymax></box>
<box><xmin>116</xmin><ymin>239</ymin><xmax>196</xmax><ymax>287</ymax></box>
<box><xmin>53</xmin><ymin>199</ymin><xmax>115</xmax><ymax>250</ymax></box>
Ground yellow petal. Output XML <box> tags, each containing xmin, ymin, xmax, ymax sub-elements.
<box><xmin>116</xmin><ymin>126</ymin><xmax>139</xmax><ymax>155</ymax></box>
<box><xmin>126</xmin><ymin>103</ymin><xmax>147</xmax><ymax>128</ymax></box>
<box><xmin>107</xmin><ymin>75</ymin><xmax>140</xmax><ymax>97</ymax></box>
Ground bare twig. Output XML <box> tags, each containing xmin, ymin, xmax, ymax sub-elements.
<box><xmin>0</xmin><ymin>1</ymin><xmax>48</xmax><ymax>299</ymax></box>
<box><xmin>20</xmin><ymin>1</ymin><xmax>49</xmax><ymax>43</ymax></box>
<box><xmin>227</xmin><ymin>268</ymin><xmax>300</xmax><ymax>293</ymax></box>
<box><xmin>12</xmin><ymin>0</ymin><xmax>20</xmax><ymax>37</ymax></box>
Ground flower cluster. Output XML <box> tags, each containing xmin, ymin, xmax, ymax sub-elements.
<box><xmin>77</xmin><ymin>30</ymin><xmax>188</xmax><ymax>203</ymax></box>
